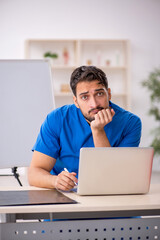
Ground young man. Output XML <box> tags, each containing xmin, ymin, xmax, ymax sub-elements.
<box><xmin>28</xmin><ymin>66</ymin><xmax>142</xmax><ymax>191</ymax></box>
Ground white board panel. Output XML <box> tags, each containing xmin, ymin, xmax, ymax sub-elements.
<box><xmin>0</xmin><ymin>60</ymin><xmax>54</xmax><ymax>168</ymax></box>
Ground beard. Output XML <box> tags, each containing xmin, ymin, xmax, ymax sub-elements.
<box><xmin>80</xmin><ymin>106</ymin><xmax>104</xmax><ymax>123</ymax></box>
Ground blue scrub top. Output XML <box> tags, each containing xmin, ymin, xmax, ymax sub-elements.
<box><xmin>32</xmin><ymin>102</ymin><xmax>142</xmax><ymax>176</ymax></box>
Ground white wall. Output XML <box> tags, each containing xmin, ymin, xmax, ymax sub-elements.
<box><xmin>0</xmin><ymin>0</ymin><xmax>160</xmax><ymax>170</ymax></box>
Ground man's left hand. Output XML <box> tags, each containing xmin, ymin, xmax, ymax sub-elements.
<box><xmin>91</xmin><ymin>108</ymin><xmax>115</xmax><ymax>130</ymax></box>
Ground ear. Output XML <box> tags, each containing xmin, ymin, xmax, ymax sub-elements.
<box><xmin>108</xmin><ymin>88</ymin><xmax>111</xmax><ymax>101</ymax></box>
<box><xmin>73</xmin><ymin>95</ymin><xmax>79</xmax><ymax>108</ymax></box>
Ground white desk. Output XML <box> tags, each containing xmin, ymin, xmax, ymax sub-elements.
<box><xmin>0</xmin><ymin>183</ymin><xmax>160</xmax><ymax>239</ymax></box>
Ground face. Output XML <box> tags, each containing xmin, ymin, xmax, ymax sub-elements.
<box><xmin>73</xmin><ymin>80</ymin><xmax>111</xmax><ymax>122</ymax></box>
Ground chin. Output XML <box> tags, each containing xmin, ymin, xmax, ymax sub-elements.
<box><xmin>86</xmin><ymin>116</ymin><xmax>95</xmax><ymax>122</ymax></box>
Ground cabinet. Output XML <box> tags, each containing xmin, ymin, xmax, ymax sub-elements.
<box><xmin>25</xmin><ymin>39</ymin><xmax>130</xmax><ymax>109</ymax></box>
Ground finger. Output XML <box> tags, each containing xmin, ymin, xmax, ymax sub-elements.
<box><xmin>61</xmin><ymin>178</ymin><xmax>75</xmax><ymax>190</ymax></box>
<box><xmin>57</xmin><ymin>177</ymin><xmax>75</xmax><ymax>190</ymax></box>
<box><xmin>55</xmin><ymin>176</ymin><xmax>67</xmax><ymax>191</ymax></box>
<box><xmin>71</xmin><ymin>172</ymin><xmax>77</xmax><ymax>176</ymax></box>
<box><xmin>70</xmin><ymin>172</ymin><xmax>78</xmax><ymax>184</ymax></box>
<box><xmin>62</xmin><ymin>171</ymin><xmax>78</xmax><ymax>184</ymax></box>
<box><xmin>111</xmin><ymin>108</ymin><xmax>115</xmax><ymax>117</ymax></box>
<box><xmin>98</xmin><ymin>109</ymin><xmax>112</xmax><ymax>124</ymax></box>
<box><xmin>61</xmin><ymin>174</ymin><xmax>75</xmax><ymax>187</ymax></box>
<box><xmin>56</xmin><ymin>180</ymin><xmax>73</xmax><ymax>191</ymax></box>
<box><xmin>105</xmin><ymin>109</ymin><xmax>113</xmax><ymax>122</ymax></box>
<box><xmin>58</xmin><ymin>172</ymin><xmax>75</xmax><ymax>188</ymax></box>
<box><xmin>97</xmin><ymin>110</ymin><xmax>107</xmax><ymax>124</ymax></box>
<box><xmin>94</xmin><ymin>112</ymin><xmax>101</xmax><ymax>123</ymax></box>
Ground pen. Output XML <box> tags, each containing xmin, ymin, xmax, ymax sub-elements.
<box><xmin>64</xmin><ymin>168</ymin><xmax>78</xmax><ymax>186</ymax></box>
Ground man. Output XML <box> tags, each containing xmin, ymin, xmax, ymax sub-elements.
<box><xmin>28</xmin><ymin>66</ymin><xmax>141</xmax><ymax>191</ymax></box>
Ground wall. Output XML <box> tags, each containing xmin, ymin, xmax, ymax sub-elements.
<box><xmin>0</xmin><ymin>0</ymin><xmax>160</xmax><ymax>170</ymax></box>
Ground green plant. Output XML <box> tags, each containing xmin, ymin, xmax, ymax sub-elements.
<box><xmin>142</xmin><ymin>68</ymin><xmax>160</xmax><ymax>155</ymax></box>
<box><xmin>43</xmin><ymin>51</ymin><xmax>58</xmax><ymax>59</ymax></box>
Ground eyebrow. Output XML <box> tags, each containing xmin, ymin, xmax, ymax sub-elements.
<box><xmin>79</xmin><ymin>88</ymin><xmax>105</xmax><ymax>96</ymax></box>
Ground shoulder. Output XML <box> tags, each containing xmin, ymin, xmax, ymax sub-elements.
<box><xmin>47</xmin><ymin>104</ymin><xmax>77</xmax><ymax>119</ymax></box>
<box><xmin>40</xmin><ymin>105</ymin><xmax>77</xmax><ymax>137</ymax></box>
<box><xmin>46</xmin><ymin>104</ymin><xmax>78</xmax><ymax>128</ymax></box>
<box><xmin>110</xmin><ymin>101</ymin><xmax>142</xmax><ymax>129</ymax></box>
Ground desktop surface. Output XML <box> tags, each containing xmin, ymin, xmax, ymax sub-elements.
<box><xmin>0</xmin><ymin>176</ymin><xmax>160</xmax><ymax>240</ymax></box>
<box><xmin>0</xmin><ymin>184</ymin><xmax>160</xmax><ymax>218</ymax></box>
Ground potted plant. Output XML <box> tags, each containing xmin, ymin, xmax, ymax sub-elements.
<box><xmin>43</xmin><ymin>51</ymin><xmax>58</xmax><ymax>65</ymax></box>
<box><xmin>142</xmin><ymin>68</ymin><xmax>160</xmax><ymax>155</ymax></box>
<box><xmin>44</xmin><ymin>51</ymin><xmax>58</xmax><ymax>59</ymax></box>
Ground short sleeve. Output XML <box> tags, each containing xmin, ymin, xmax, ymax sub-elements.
<box><xmin>32</xmin><ymin>110</ymin><xmax>62</xmax><ymax>159</ymax></box>
<box><xmin>118</xmin><ymin>115</ymin><xmax>142</xmax><ymax>147</ymax></box>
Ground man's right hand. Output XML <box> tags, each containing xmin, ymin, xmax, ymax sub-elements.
<box><xmin>55</xmin><ymin>171</ymin><xmax>78</xmax><ymax>191</ymax></box>
<box><xmin>28</xmin><ymin>151</ymin><xmax>78</xmax><ymax>191</ymax></box>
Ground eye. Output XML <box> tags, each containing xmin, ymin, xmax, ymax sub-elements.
<box><xmin>97</xmin><ymin>92</ymin><xmax>104</xmax><ymax>96</ymax></box>
<box><xmin>81</xmin><ymin>95</ymin><xmax>88</xmax><ymax>100</ymax></box>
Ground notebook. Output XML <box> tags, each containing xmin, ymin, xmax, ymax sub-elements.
<box><xmin>77</xmin><ymin>147</ymin><xmax>154</xmax><ymax>195</ymax></box>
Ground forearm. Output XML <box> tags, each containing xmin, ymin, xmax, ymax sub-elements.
<box><xmin>28</xmin><ymin>166</ymin><xmax>57</xmax><ymax>189</ymax></box>
<box><xmin>92</xmin><ymin>128</ymin><xmax>111</xmax><ymax>147</ymax></box>
<box><xmin>90</xmin><ymin>108</ymin><xmax>115</xmax><ymax>147</ymax></box>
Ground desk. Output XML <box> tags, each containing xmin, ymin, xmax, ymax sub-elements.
<box><xmin>0</xmin><ymin>184</ymin><xmax>160</xmax><ymax>239</ymax></box>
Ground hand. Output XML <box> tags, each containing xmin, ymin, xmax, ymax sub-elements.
<box><xmin>91</xmin><ymin>108</ymin><xmax>115</xmax><ymax>131</ymax></box>
<box><xmin>55</xmin><ymin>171</ymin><xmax>78</xmax><ymax>191</ymax></box>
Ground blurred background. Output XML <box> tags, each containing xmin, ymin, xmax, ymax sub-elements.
<box><xmin>0</xmin><ymin>0</ymin><xmax>159</xmax><ymax>173</ymax></box>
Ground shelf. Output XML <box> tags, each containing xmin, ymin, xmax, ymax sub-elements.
<box><xmin>54</xmin><ymin>92</ymin><xmax>127</xmax><ymax>98</ymax></box>
<box><xmin>112</xmin><ymin>93</ymin><xmax>128</xmax><ymax>97</ymax></box>
<box><xmin>25</xmin><ymin>39</ymin><xmax>130</xmax><ymax>109</ymax></box>
<box><xmin>100</xmin><ymin>66</ymin><xmax>127</xmax><ymax>70</ymax></box>
<box><xmin>51</xmin><ymin>65</ymin><xmax>77</xmax><ymax>70</ymax></box>
<box><xmin>51</xmin><ymin>66</ymin><xmax>127</xmax><ymax>70</ymax></box>
<box><xmin>55</xmin><ymin>92</ymin><xmax>72</xmax><ymax>97</ymax></box>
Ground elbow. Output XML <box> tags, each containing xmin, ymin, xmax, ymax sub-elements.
<box><xmin>27</xmin><ymin>166</ymin><xmax>35</xmax><ymax>186</ymax></box>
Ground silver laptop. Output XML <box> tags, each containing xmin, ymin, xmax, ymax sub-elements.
<box><xmin>77</xmin><ymin>147</ymin><xmax>154</xmax><ymax>195</ymax></box>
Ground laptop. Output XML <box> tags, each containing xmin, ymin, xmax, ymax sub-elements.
<box><xmin>76</xmin><ymin>147</ymin><xmax>154</xmax><ymax>195</ymax></box>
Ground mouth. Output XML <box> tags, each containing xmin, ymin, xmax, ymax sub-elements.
<box><xmin>90</xmin><ymin>109</ymin><xmax>100</xmax><ymax>114</ymax></box>
<box><xmin>88</xmin><ymin>107</ymin><xmax>104</xmax><ymax>115</ymax></box>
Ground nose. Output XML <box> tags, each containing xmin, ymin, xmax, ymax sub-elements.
<box><xmin>89</xmin><ymin>96</ymin><xmax>99</xmax><ymax>109</ymax></box>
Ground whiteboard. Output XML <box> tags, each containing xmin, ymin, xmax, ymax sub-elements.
<box><xmin>0</xmin><ymin>60</ymin><xmax>55</xmax><ymax>168</ymax></box>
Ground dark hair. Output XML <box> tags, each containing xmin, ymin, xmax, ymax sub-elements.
<box><xmin>70</xmin><ymin>66</ymin><xmax>108</xmax><ymax>96</ymax></box>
